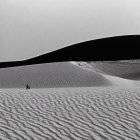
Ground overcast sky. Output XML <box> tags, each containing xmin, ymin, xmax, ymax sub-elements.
<box><xmin>0</xmin><ymin>0</ymin><xmax>140</xmax><ymax>62</ymax></box>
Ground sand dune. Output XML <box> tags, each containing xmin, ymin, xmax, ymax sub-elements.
<box><xmin>88</xmin><ymin>61</ymin><xmax>140</xmax><ymax>80</ymax></box>
<box><xmin>0</xmin><ymin>62</ymin><xmax>140</xmax><ymax>88</ymax></box>
<box><xmin>71</xmin><ymin>61</ymin><xmax>140</xmax><ymax>87</ymax></box>
<box><xmin>0</xmin><ymin>87</ymin><xmax>140</xmax><ymax>139</ymax></box>
<box><xmin>0</xmin><ymin>62</ymin><xmax>114</xmax><ymax>88</ymax></box>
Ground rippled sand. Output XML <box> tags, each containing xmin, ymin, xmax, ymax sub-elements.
<box><xmin>0</xmin><ymin>87</ymin><xmax>140</xmax><ymax>140</ymax></box>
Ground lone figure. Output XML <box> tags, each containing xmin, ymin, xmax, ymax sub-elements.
<box><xmin>26</xmin><ymin>84</ymin><xmax>30</xmax><ymax>90</ymax></box>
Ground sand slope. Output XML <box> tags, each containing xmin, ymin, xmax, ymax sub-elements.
<box><xmin>88</xmin><ymin>61</ymin><xmax>140</xmax><ymax>80</ymax></box>
<box><xmin>0</xmin><ymin>62</ymin><xmax>139</xmax><ymax>88</ymax></box>
<box><xmin>0</xmin><ymin>62</ymin><xmax>114</xmax><ymax>88</ymax></box>
<box><xmin>71</xmin><ymin>61</ymin><xmax>140</xmax><ymax>87</ymax></box>
<box><xmin>0</xmin><ymin>87</ymin><xmax>140</xmax><ymax>140</ymax></box>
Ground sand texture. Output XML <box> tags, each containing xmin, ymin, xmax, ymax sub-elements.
<box><xmin>0</xmin><ymin>87</ymin><xmax>140</xmax><ymax>140</ymax></box>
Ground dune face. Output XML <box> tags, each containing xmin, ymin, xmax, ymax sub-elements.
<box><xmin>74</xmin><ymin>61</ymin><xmax>140</xmax><ymax>80</ymax></box>
<box><xmin>71</xmin><ymin>61</ymin><xmax>140</xmax><ymax>87</ymax></box>
<box><xmin>88</xmin><ymin>61</ymin><xmax>140</xmax><ymax>80</ymax></box>
<box><xmin>0</xmin><ymin>62</ymin><xmax>114</xmax><ymax>88</ymax></box>
<box><xmin>0</xmin><ymin>87</ymin><xmax>140</xmax><ymax>140</ymax></box>
<box><xmin>0</xmin><ymin>61</ymin><xmax>140</xmax><ymax>88</ymax></box>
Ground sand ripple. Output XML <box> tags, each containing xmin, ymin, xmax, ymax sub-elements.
<box><xmin>0</xmin><ymin>87</ymin><xmax>140</xmax><ymax>140</ymax></box>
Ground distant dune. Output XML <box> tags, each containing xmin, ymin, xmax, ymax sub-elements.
<box><xmin>1</xmin><ymin>35</ymin><xmax>140</xmax><ymax>69</ymax></box>
<box><xmin>72</xmin><ymin>61</ymin><xmax>140</xmax><ymax>86</ymax></box>
<box><xmin>88</xmin><ymin>61</ymin><xmax>140</xmax><ymax>80</ymax></box>
<box><xmin>0</xmin><ymin>62</ymin><xmax>113</xmax><ymax>88</ymax></box>
<box><xmin>0</xmin><ymin>62</ymin><xmax>140</xmax><ymax>88</ymax></box>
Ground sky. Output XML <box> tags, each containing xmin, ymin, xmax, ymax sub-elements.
<box><xmin>0</xmin><ymin>0</ymin><xmax>140</xmax><ymax>62</ymax></box>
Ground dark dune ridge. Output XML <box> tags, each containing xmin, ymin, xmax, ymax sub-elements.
<box><xmin>0</xmin><ymin>35</ymin><xmax>140</xmax><ymax>68</ymax></box>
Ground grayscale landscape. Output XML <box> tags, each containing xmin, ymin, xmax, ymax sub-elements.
<box><xmin>1</xmin><ymin>0</ymin><xmax>140</xmax><ymax>139</ymax></box>
<box><xmin>1</xmin><ymin>61</ymin><xmax>140</xmax><ymax>140</ymax></box>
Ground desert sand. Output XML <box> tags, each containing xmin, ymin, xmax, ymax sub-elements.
<box><xmin>0</xmin><ymin>87</ymin><xmax>140</xmax><ymax>140</ymax></box>
<box><xmin>0</xmin><ymin>62</ymin><xmax>112</xmax><ymax>88</ymax></box>
<box><xmin>0</xmin><ymin>61</ymin><xmax>140</xmax><ymax>139</ymax></box>
<box><xmin>88</xmin><ymin>61</ymin><xmax>140</xmax><ymax>80</ymax></box>
<box><xmin>0</xmin><ymin>62</ymin><xmax>140</xmax><ymax>88</ymax></box>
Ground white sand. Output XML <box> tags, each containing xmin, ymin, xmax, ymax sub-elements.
<box><xmin>0</xmin><ymin>62</ymin><xmax>114</xmax><ymax>88</ymax></box>
<box><xmin>1</xmin><ymin>61</ymin><xmax>140</xmax><ymax>88</ymax></box>
<box><xmin>0</xmin><ymin>87</ymin><xmax>140</xmax><ymax>140</ymax></box>
<box><xmin>1</xmin><ymin>61</ymin><xmax>140</xmax><ymax>139</ymax></box>
<box><xmin>88</xmin><ymin>61</ymin><xmax>140</xmax><ymax>80</ymax></box>
<box><xmin>71</xmin><ymin>61</ymin><xmax>140</xmax><ymax>87</ymax></box>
